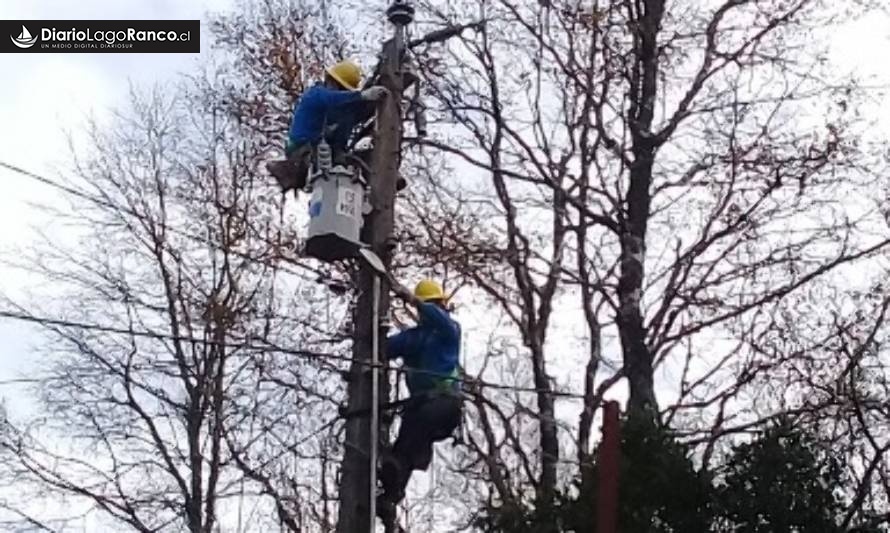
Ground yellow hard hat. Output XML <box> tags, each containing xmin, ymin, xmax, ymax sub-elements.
<box><xmin>325</xmin><ymin>60</ymin><xmax>362</xmax><ymax>91</ymax></box>
<box><xmin>414</xmin><ymin>279</ymin><xmax>447</xmax><ymax>302</ymax></box>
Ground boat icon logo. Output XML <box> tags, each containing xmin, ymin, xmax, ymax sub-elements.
<box><xmin>11</xmin><ymin>25</ymin><xmax>37</xmax><ymax>48</ymax></box>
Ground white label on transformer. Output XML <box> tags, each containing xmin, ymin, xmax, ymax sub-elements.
<box><xmin>337</xmin><ymin>187</ymin><xmax>360</xmax><ymax>219</ymax></box>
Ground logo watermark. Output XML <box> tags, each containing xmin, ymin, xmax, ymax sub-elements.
<box><xmin>10</xmin><ymin>25</ymin><xmax>37</xmax><ymax>49</ymax></box>
<box><xmin>1</xmin><ymin>20</ymin><xmax>200</xmax><ymax>53</ymax></box>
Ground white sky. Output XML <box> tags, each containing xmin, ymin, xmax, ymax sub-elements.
<box><xmin>0</xmin><ymin>1</ymin><xmax>888</xmax><ymax>529</ymax></box>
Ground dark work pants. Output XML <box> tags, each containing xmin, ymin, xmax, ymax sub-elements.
<box><xmin>379</xmin><ymin>392</ymin><xmax>462</xmax><ymax>503</ymax></box>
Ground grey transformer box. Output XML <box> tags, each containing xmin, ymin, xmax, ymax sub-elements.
<box><xmin>305</xmin><ymin>162</ymin><xmax>372</xmax><ymax>262</ymax></box>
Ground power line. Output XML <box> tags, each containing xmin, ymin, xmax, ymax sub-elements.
<box><xmin>0</xmin><ymin>160</ymin><xmax>361</xmax><ymax>336</ymax></box>
<box><xmin>0</xmin><ymin>308</ymin><xmax>348</xmax><ymax>363</ymax></box>
<box><xmin>0</xmin><ymin>161</ymin><xmax>592</xmax><ymax>400</ymax></box>
<box><xmin>0</xmin><ymin>378</ymin><xmax>41</xmax><ymax>387</ymax></box>
<box><xmin>0</xmin><ymin>309</ymin><xmax>589</xmax><ymax>400</ymax></box>
<box><xmin>0</xmin><ymin>160</ymin><xmax>328</xmax><ymax>283</ymax></box>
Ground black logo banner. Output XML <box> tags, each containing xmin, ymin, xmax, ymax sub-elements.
<box><xmin>0</xmin><ymin>20</ymin><xmax>200</xmax><ymax>53</ymax></box>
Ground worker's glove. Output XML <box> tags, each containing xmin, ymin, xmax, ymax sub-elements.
<box><xmin>361</xmin><ymin>86</ymin><xmax>389</xmax><ymax>101</ymax></box>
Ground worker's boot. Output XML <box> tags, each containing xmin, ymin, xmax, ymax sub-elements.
<box><xmin>378</xmin><ymin>454</ymin><xmax>403</xmax><ymax>499</ymax></box>
<box><xmin>376</xmin><ymin>494</ymin><xmax>397</xmax><ymax>523</ymax></box>
<box><xmin>266</xmin><ymin>145</ymin><xmax>310</xmax><ymax>192</ymax></box>
<box><xmin>266</xmin><ymin>160</ymin><xmax>300</xmax><ymax>191</ymax></box>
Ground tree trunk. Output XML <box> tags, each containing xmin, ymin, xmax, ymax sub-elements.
<box><xmin>531</xmin><ymin>343</ymin><xmax>559</xmax><ymax>507</ymax></box>
<box><xmin>619</xmin><ymin>0</ymin><xmax>665</xmax><ymax>420</ymax></box>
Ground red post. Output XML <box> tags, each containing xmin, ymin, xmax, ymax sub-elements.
<box><xmin>596</xmin><ymin>401</ymin><xmax>620</xmax><ymax>533</ymax></box>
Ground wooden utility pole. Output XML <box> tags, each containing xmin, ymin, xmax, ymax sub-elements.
<box><xmin>336</xmin><ymin>3</ymin><xmax>412</xmax><ymax>532</ymax></box>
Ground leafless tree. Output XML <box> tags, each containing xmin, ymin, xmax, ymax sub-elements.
<box><xmin>0</xmin><ymin>0</ymin><xmax>368</xmax><ymax>530</ymax></box>
<box><xmin>0</xmin><ymin>70</ymin><xmax>346</xmax><ymax>530</ymax></box>
<box><xmin>389</xmin><ymin>0</ymin><xmax>890</xmax><ymax>526</ymax></box>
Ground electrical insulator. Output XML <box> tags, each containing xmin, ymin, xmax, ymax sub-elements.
<box><xmin>316</xmin><ymin>139</ymin><xmax>332</xmax><ymax>172</ymax></box>
<box><xmin>386</xmin><ymin>0</ymin><xmax>415</xmax><ymax>26</ymax></box>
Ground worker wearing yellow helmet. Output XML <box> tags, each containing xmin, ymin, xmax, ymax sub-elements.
<box><xmin>378</xmin><ymin>276</ymin><xmax>462</xmax><ymax>521</ymax></box>
<box><xmin>266</xmin><ymin>59</ymin><xmax>389</xmax><ymax>192</ymax></box>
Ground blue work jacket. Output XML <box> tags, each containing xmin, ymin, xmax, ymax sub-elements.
<box><xmin>386</xmin><ymin>303</ymin><xmax>461</xmax><ymax>396</ymax></box>
<box><xmin>287</xmin><ymin>83</ymin><xmax>372</xmax><ymax>150</ymax></box>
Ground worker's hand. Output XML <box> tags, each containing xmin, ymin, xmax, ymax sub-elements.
<box><xmin>387</xmin><ymin>274</ymin><xmax>422</xmax><ymax>307</ymax></box>
<box><xmin>361</xmin><ymin>86</ymin><xmax>389</xmax><ymax>101</ymax></box>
